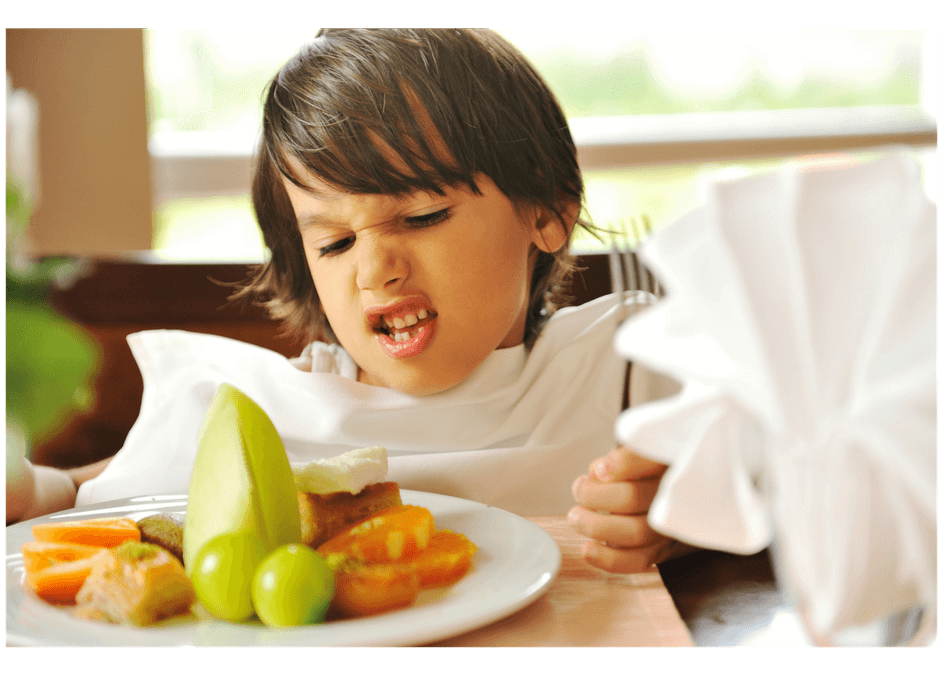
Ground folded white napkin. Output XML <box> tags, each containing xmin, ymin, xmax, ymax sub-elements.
<box><xmin>615</xmin><ymin>150</ymin><xmax>936</xmax><ymax>641</ymax></box>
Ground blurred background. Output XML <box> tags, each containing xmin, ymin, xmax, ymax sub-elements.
<box><xmin>6</xmin><ymin>29</ymin><xmax>937</xmax><ymax>261</ymax></box>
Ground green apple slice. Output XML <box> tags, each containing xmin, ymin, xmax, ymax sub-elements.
<box><xmin>183</xmin><ymin>384</ymin><xmax>301</xmax><ymax>569</ymax></box>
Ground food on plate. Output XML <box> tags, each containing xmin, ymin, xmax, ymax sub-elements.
<box><xmin>137</xmin><ymin>513</ymin><xmax>185</xmax><ymax>564</ymax></box>
<box><xmin>183</xmin><ymin>384</ymin><xmax>302</xmax><ymax>568</ymax></box>
<box><xmin>21</xmin><ymin>541</ymin><xmax>109</xmax><ymax>604</ymax></box>
<box><xmin>317</xmin><ymin>504</ymin><xmax>434</xmax><ymax>565</ymax></box>
<box><xmin>330</xmin><ymin>561</ymin><xmax>420</xmax><ymax>618</ymax></box>
<box><xmin>190</xmin><ymin>531</ymin><xmax>267</xmax><ymax>622</ymax></box>
<box><xmin>74</xmin><ymin>541</ymin><xmax>196</xmax><ymax>626</ymax></box>
<box><xmin>251</xmin><ymin>544</ymin><xmax>335</xmax><ymax>627</ymax></box>
<box><xmin>294</xmin><ymin>446</ymin><xmax>403</xmax><ymax>548</ymax></box>
<box><xmin>31</xmin><ymin>517</ymin><xmax>141</xmax><ymax>548</ymax></box>
<box><xmin>408</xmin><ymin>530</ymin><xmax>478</xmax><ymax>588</ymax></box>
<box><xmin>20</xmin><ymin>500</ymin><xmax>478</xmax><ymax>625</ymax></box>
<box><xmin>18</xmin><ymin>389</ymin><xmax>479</xmax><ymax>630</ymax></box>
<box><xmin>297</xmin><ymin>481</ymin><xmax>403</xmax><ymax>548</ymax></box>
<box><xmin>293</xmin><ymin>445</ymin><xmax>389</xmax><ymax>495</ymax></box>
<box><xmin>313</xmin><ymin>505</ymin><xmax>477</xmax><ymax>618</ymax></box>
<box><xmin>292</xmin><ymin>447</ymin><xmax>477</xmax><ymax>618</ymax></box>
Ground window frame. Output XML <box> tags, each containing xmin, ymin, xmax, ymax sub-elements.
<box><xmin>150</xmin><ymin>105</ymin><xmax>937</xmax><ymax>201</ymax></box>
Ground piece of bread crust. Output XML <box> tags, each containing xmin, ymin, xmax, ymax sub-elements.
<box><xmin>297</xmin><ymin>481</ymin><xmax>403</xmax><ymax>549</ymax></box>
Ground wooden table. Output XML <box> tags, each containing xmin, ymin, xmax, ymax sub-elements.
<box><xmin>428</xmin><ymin>517</ymin><xmax>694</xmax><ymax>646</ymax></box>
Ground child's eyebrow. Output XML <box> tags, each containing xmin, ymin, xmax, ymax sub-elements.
<box><xmin>296</xmin><ymin>213</ymin><xmax>340</xmax><ymax>231</ymax></box>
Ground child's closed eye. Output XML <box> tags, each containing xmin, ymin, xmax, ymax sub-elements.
<box><xmin>405</xmin><ymin>207</ymin><xmax>451</xmax><ymax>228</ymax></box>
<box><xmin>316</xmin><ymin>208</ymin><xmax>451</xmax><ymax>257</ymax></box>
<box><xmin>318</xmin><ymin>236</ymin><xmax>355</xmax><ymax>257</ymax></box>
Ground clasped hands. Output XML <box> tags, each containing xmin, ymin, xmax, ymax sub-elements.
<box><xmin>569</xmin><ymin>445</ymin><xmax>694</xmax><ymax>573</ymax></box>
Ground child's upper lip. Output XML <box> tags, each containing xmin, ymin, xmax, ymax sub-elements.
<box><xmin>364</xmin><ymin>296</ymin><xmax>436</xmax><ymax>329</ymax></box>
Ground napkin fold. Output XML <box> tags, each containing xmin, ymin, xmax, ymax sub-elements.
<box><xmin>615</xmin><ymin>150</ymin><xmax>936</xmax><ymax>641</ymax></box>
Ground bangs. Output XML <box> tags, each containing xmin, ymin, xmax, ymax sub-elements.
<box><xmin>264</xmin><ymin>47</ymin><xmax>479</xmax><ymax>196</ymax></box>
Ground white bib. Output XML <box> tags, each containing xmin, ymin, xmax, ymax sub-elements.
<box><xmin>77</xmin><ymin>293</ymin><xmax>665</xmax><ymax>515</ymax></box>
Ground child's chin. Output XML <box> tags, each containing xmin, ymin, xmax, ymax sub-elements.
<box><xmin>388</xmin><ymin>376</ymin><xmax>463</xmax><ymax>398</ymax></box>
<box><xmin>362</xmin><ymin>365</ymin><xmax>468</xmax><ymax>398</ymax></box>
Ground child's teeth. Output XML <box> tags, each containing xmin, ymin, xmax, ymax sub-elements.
<box><xmin>381</xmin><ymin>309</ymin><xmax>431</xmax><ymax>337</ymax></box>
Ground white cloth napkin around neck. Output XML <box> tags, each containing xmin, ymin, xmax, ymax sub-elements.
<box><xmin>77</xmin><ymin>293</ymin><xmax>668</xmax><ymax>517</ymax></box>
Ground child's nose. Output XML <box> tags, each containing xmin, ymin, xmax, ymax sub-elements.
<box><xmin>355</xmin><ymin>236</ymin><xmax>409</xmax><ymax>292</ymax></box>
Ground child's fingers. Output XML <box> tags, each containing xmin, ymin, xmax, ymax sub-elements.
<box><xmin>589</xmin><ymin>445</ymin><xmax>666</xmax><ymax>483</ymax></box>
<box><xmin>581</xmin><ymin>538</ymin><xmax>700</xmax><ymax>575</ymax></box>
<box><xmin>571</xmin><ymin>474</ymin><xmax>661</xmax><ymax>515</ymax></box>
<box><xmin>579</xmin><ymin>538</ymin><xmax>674</xmax><ymax>574</ymax></box>
<box><xmin>566</xmin><ymin>506</ymin><xmax>660</xmax><ymax>549</ymax></box>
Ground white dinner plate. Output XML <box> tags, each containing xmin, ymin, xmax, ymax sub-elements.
<box><xmin>6</xmin><ymin>490</ymin><xmax>560</xmax><ymax>646</ymax></box>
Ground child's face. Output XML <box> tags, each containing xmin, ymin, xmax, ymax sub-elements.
<box><xmin>283</xmin><ymin>167</ymin><xmax>561</xmax><ymax>396</ymax></box>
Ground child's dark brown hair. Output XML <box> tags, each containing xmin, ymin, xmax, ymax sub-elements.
<box><xmin>236</xmin><ymin>28</ymin><xmax>593</xmax><ymax>349</ymax></box>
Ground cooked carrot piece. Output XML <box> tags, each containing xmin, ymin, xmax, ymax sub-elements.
<box><xmin>330</xmin><ymin>562</ymin><xmax>420</xmax><ymax>618</ymax></box>
<box><xmin>317</xmin><ymin>505</ymin><xmax>434</xmax><ymax>565</ymax></box>
<box><xmin>21</xmin><ymin>542</ymin><xmax>109</xmax><ymax>604</ymax></box>
<box><xmin>21</xmin><ymin>541</ymin><xmax>105</xmax><ymax>575</ymax></box>
<box><xmin>32</xmin><ymin>517</ymin><xmax>141</xmax><ymax>548</ymax></box>
<box><xmin>406</xmin><ymin>529</ymin><xmax>477</xmax><ymax>588</ymax></box>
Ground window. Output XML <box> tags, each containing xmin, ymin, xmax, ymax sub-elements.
<box><xmin>144</xmin><ymin>30</ymin><xmax>936</xmax><ymax>260</ymax></box>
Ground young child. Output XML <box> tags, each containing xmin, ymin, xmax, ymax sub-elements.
<box><xmin>13</xmin><ymin>29</ymin><xmax>686</xmax><ymax>572</ymax></box>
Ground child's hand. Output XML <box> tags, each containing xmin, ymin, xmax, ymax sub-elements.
<box><xmin>568</xmin><ymin>445</ymin><xmax>694</xmax><ymax>573</ymax></box>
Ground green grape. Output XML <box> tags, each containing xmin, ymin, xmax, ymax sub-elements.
<box><xmin>191</xmin><ymin>531</ymin><xmax>266</xmax><ymax>622</ymax></box>
<box><xmin>251</xmin><ymin>544</ymin><xmax>335</xmax><ymax>627</ymax></box>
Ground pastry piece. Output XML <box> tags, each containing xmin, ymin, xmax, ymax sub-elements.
<box><xmin>137</xmin><ymin>514</ymin><xmax>185</xmax><ymax>564</ymax></box>
<box><xmin>74</xmin><ymin>541</ymin><xmax>196</xmax><ymax>626</ymax></box>
<box><xmin>297</xmin><ymin>481</ymin><xmax>403</xmax><ymax>548</ymax></box>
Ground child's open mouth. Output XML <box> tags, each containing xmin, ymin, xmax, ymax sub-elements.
<box><xmin>376</xmin><ymin>308</ymin><xmax>436</xmax><ymax>341</ymax></box>
<box><xmin>368</xmin><ymin>304</ymin><xmax>438</xmax><ymax>359</ymax></box>
<box><xmin>375</xmin><ymin>315</ymin><xmax>437</xmax><ymax>359</ymax></box>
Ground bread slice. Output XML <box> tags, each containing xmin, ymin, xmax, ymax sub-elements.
<box><xmin>297</xmin><ymin>481</ymin><xmax>403</xmax><ymax>548</ymax></box>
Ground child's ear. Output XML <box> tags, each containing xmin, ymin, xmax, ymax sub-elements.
<box><xmin>531</xmin><ymin>198</ymin><xmax>579</xmax><ymax>253</ymax></box>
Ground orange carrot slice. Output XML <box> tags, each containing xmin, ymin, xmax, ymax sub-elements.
<box><xmin>406</xmin><ymin>529</ymin><xmax>477</xmax><ymax>588</ymax></box>
<box><xmin>32</xmin><ymin>517</ymin><xmax>141</xmax><ymax>548</ymax></box>
<box><xmin>21</xmin><ymin>542</ymin><xmax>108</xmax><ymax>604</ymax></box>
<box><xmin>317</xmin><ymin>505</ymin><xmax>433</xmax><ymax>565</ymax></box>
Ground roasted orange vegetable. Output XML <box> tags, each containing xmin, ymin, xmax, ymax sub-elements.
<box><xmin>330</xmin><ymin>562</ymin><xmax>420</xmax><ymax>618</ymax></box>
<box><xmin>32</xmin><ymin>517</ymin><xmax>141</xmax><ymax>548</ymax></box>
<box><xmin>21</xmin><ymin>542</ymin><xmax>108</xmax><ymax>604</ymax></box>
<box><xmin>406</xmin><ymin>529</ymin><xmax>477</xmax><ymax>588</ymax></box>
<box><xmin>317</xmin><ymin>504</ymin><xmax>433</xmax><ymax>565</ymax></box>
